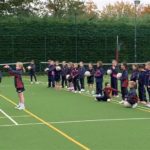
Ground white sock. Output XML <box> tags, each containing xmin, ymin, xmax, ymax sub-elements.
<box><xmin>20</xmin><ymin>103</ymin><xmax>25</xmax><ymax>108</ymax></box>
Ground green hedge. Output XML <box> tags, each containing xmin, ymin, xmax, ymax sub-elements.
<box><xmin>0</xmin><ymin>16</ymin><xmax>149</xmax><ymax>65</ymax></box>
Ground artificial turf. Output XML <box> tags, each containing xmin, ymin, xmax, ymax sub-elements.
<box><xmin>0</xmin><ymin>76</ymin><xmax>150</xmax><ymax>150</ymax></box>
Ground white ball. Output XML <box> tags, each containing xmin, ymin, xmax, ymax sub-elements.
<box><xmin>44</xmin><ymin>68</ymin><xmax>49</xmax><ymax>72</ymax></box>
<box><xmin>56</xmin><ymin>66</ymin><xmax>61</xmax><ymax>71</ymax></box>
<box><xmin>107</xmin><ymin>69</ymin><xmax>112</xmax><ymax>75</ymax></box>
<box><xmin>84</xmin><ymin>71</ymin><xmax>91</xmax><ymax>77</ymax></box>
<box><xmin>66</xmin><ymin>74</ymin><xmax>70</xmax><ymax>79</ymax></box>
<box><xmin>117</xmin><ymin>73</ymin><xmax>122</xmax><ymax>79</ymax></box>
<box><xmin>27</xmin><ymin>66</ymin><xmax>31</xmax><ymax>70</ymax></box>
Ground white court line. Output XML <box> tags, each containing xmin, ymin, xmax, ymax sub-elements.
<box><xmin>1</xmin><ymin>117</ymin><xmax>150</xmax><ymax>127</ymax></box>
<box><xmin>0</xmin><ymin>115</ymin><xmax>30</xmax><ymax>119</ymax></box>
<box><xmin>0</xmin><ymin>109</ymin><xmax>18</xmax><ymax>125</ymax></box>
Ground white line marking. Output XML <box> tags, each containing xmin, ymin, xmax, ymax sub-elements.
<box><xmin>1</xmin><ymin>117</ymin><xmax>150</xmax><ymax>127</ymax></box>
<box><xmin>0</xmin><ymin>115</ymin><xmax>30</xmax><ymax>119</ymax></box>
<box><xmin>0</xmin><ymin>109</ymin><xmax>18</xmax><ymax>125</ymax></box>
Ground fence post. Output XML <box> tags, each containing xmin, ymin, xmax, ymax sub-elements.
<box><xmin>11</xmin><ymin>35</ymin><xmax>14</xmax><ymax>63</ymax></box>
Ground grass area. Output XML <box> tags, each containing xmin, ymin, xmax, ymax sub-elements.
<box><xmin>0</xmin><ymin>76</ymin><xmax>150</xmax><ymax>150</ymax></box>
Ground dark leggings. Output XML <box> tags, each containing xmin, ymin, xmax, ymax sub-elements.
<box><xmin>111</xmin><ymin>78</ymin><xmax>118</xmax><ymax>95</ymax></box>
<box><xmin>61</xmin><ymin>76</ymin><xmax>67</xmax><ymax>88</ymax></box>
<box><xmin>138</xmin><ymin>85</ymin><xmax>147</xmax><ymax>101</ymax></box>
<box><xmin>121</xmin><ymin>87</ymin><xmax>128</xmax><ymax>100</ymax></box>
<box><xmin>80</xmin><ymin>77</ymin><xmax>85</xmax><ymax>89</ymax></box>
<box><xmin>48</xmin><ymin>76</ymin><xmax>55</xmax><ymax>88</ymax></box>
<box><xmin>30</xmin><ymin>74</ymin><xmax>37</xmax><ymax>82</ymax></box>
<box><xmin>96</xmin><ymin>95</ymin><xmax>108</xmax><ymax>102</ymax></box>
<box><xmin>147</xmin><ymin>87</ymin><xmax>150</xmax><ymax>101</ymax></box>
<box><xmin>73</xmin><ymin>78</ymin><xmax>81</xmax><ymax>91</ymax></box>
<box><xmin>96</xmin><ymin>82</ymin><xmax>103</xmax><ymax>95</ymax></box>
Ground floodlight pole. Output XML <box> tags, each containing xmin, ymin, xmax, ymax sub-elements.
<box><xmin>134</xmin><ymin>0</ymin><xmax>140</xmax><ymax>63</ymax></box>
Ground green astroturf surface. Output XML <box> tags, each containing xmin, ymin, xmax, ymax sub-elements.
<box><xmin>0</xmin><ymin>76</ymin><xmax>150</xmax><ymax>150</ymax></box>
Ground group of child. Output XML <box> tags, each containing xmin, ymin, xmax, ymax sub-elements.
<box><xmin>0</xmin><ymin>59</ymin><xmax>150</xmax><ymax>110</ymax></box>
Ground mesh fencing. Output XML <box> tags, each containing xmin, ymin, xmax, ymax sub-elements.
<box><xmin>0</xmin><ymin>27</ymin><xmax>149</xmax><ymax>72</ymax></box>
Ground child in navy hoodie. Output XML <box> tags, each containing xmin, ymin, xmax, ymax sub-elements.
<box><xmin>79</xmin><ymin>62</ymin><xmax>86</xmax><ymax>92</ymax></box>
<box><xmin>130</xmin><ymin>64</ymin><xmax>139</xmax><ymax>82</ymax></box>
<box><xmin>95</xmin><ymin>61</ymin><xmax>105</xmax><ymax>96</ymax></box>
<box><xmin>61</xmin><ymin>61</ymin><xmax>68</xmax><ymax>88</ymax></box>
<box><xmin>119</xmin><ymin>62</ymin><xmax>128</xmax><ymax>104</ymax></box>
<box><xmin>45</xmin><ymin>60</ymin><xmax>55</xmax><ymax>88</ymax></box>
<box><xmin>138</xmin><ymin>64</ymin><xmax>147</xmax><ymax>104</ymax></box>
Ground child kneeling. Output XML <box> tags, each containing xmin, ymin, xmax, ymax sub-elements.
<box><xmin>96</xmin><ymin>82</ymin><xmax>118</xmax><ymax>102</ymax></box>
<box><xmin>123</xmin><ymin>81</ymin><xmax>138</xmax><ymax>108</ymax></box>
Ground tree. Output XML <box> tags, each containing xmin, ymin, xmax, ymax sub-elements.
<box><xmin>46</xmin><ymin>0</ymin><xmax>86</xmax><ymax>18</ymax></box>
<box><xmin>0</xmin><ymin>0</ymin><xmax>41</xmax><ymax>16</ymax></box>
<box><xmin>100</xmin><ymin>1</ymin><xmax>138</xmax><ymax>19</ymax></box>
<box><xmin>85</xmin><ymin>0</ymin><xmax>99</xmax><ymax>17</ymax></box>
<box><xmin>141</xmin><ymin>5</ymin><xmax>150</xmax><ymax>15</ymax></box>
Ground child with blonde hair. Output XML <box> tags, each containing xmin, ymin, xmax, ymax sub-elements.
<box><xmin>4</xmin><ymin>62</ymin><xmax>25</xmax><ymax>110</ymax></box>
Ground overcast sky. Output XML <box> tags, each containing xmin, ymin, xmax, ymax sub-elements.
<box><xmin>42</xmin><ymin>0</ymin><xmax>149</xmax><ymax>9</ymax></box>
<box><xmin>91</xmin><ymin>0</ymin><xmax>149</xmax><ymax>9</ymax></box>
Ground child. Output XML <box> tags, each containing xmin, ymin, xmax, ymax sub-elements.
<box><xmin>96</xmin><ymin>82</ymin><xmax>118</xmax><ymax>102</ymax></box>
<box><xmin>110</xmin><ymin>59</ymin><xmax>119</xmax><ymax>97</ymax></box>
<box><xmin>87</xmin><ymin>63</ymin><xmax>95</xmax><ymax>95</ymax></box>
<box><xmin>123</xmin><ymin>81</ymin><xmax>138</xmax><ymax>108</ymax></box>
<box><xmin>28</xmin><ymin>60</ymin><xmax>38</xmax><ymax>84</ymax></box>
<box><xmin>145</xmin><ymin>62</ymin><xmax>150</xmax><ymax>107</ymax></box>
<box><xmin>61</xmin><ymin>61</ymin><xmax>68</xmax><ymax>88</ymax></box>
<box><xmin>95</xmin><ymin>61</ymin><xmax>105</xmax><ymax>96</ymax></box>
<box><xmin>54</xmin><ymin>61</ymin><xmax>61</xmax><ymax>89</ymax></box>
<box><xmin>66</xmin><ymin>62</ymin><xmax>74</xmax><ymax>91</ymax></box>
<box><xmin>79</xmin><ymin>62</ymin><xmax>86</xmax><ymax>92</ymax></box>
<box><xmin>4</xmin><ymin>62</ymin><xmax>25</xmax><ymax>110</ymax></box>
<box><xmin>47</xmin><ymin>60</ymin><xmax>55</xmax><ymax>88</ymax></box>
<box><xmin>71</xmin><ymin>63</ymin><xmax>81</xmax><ymax>93</ymax></box>
<box><xmin>119</xmin><ymin>62</ymin><xmax>128</xmax><ymax>104</ymax></box>
<box><xmin>138</xmin><ymin>64</ymin><xmax>147</xmax><ymax>104</ymax></box>
<box><xmin>130</xmin><ymin>64</ymin><xmax>139</xmax><ymax>82</ymax></box>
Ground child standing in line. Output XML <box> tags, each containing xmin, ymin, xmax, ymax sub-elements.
<box><xmin>28</xmin><ymin>60</ymin><xmax>38</xmax><ymax>84</ymax></box>
<box><xmin>110</xmin><ymin>59</ymin><xmax>119</xmax><ymax>97</ymax></box>
<box><xmin>138</xmin><ymin>64</ymin><xmax>147</xmax><ymax>104</ymax></box>
<box><xmin>47</xmin><ymin>60</ymin><xmax>55</xmax><ymax>88</ymax></box>
<box><xmin>95</xmin><ymin>61</ymin><xmax>105</xmax><ymax>96</ymax></box>
<box><xmin>79</xmin><ymin>62</ymin><xmax>86</xmax><ymax>92</ymax></box>
<box><xmin>145</xmin><ymin>62</ymin><xmax>150</xmax><ymax>107</ymax></box>
<box><xmin>54</xmin><ymin>61</ymin><xmax>61</xmax><ymax>90</ymax></box>
<box><xmin>71</xmin><ymin>63</ymin><xmax>81</xmax><ymax>93</ymax></box>
<box><xmin>4</xmin><ymin>62</ymin><xmax>25</xmax><ymax>110</ymax></box>
<box><xmin>130</xmin><ymin>64</ymin><xmax>139</xmax><ymax>82</ymax></box>
<box><xmin>123</xmin><ymin>81</ymin><xmax>138</xmax><ymax>108</ymax></box>
<box><xmin>95</xmin><ymin>82</ymin><xmax>119</xmax><ymax>102</ymax></box>
<box><xmin>66</xmin><ymin>62</ymin><xmax>73</xmax><ymax>91</ymax></box>
<box><xmin>119</xmin><ymin>63</ymin><xmax>129</xmax><ymax>104</ymax></box>
<box><xmin>61</xmin><ymin>61</ymin><xmax>68</xmax><ymax>88</ymax></box>
<box><xmin>87</xmin><ymin>63</ymin><xmax>95</xmax><ymax>95</ymax></box>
